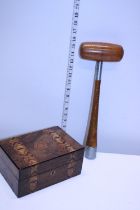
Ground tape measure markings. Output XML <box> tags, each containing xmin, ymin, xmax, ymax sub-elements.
<box><xmin>61</xmin><ymin>0</ymin><xmax>81</xmax><ymax>130</ymax></box>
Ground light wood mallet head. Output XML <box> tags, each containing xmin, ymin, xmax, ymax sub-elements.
<box><xmin>80</xmin><ymin>42</ymin><xmax>124</xmax><ymax>62</ymax></box>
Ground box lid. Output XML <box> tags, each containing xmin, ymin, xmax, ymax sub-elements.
<box><xmin>0</xmin><ymin>126</ymin><xmax>84</xmax><ymax>180</ymax></box>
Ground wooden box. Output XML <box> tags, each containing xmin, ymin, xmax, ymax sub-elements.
<box><xmin>0</xmin><ymin>126</ymin><xmax>84</xmax><ymax>197</ymax></box>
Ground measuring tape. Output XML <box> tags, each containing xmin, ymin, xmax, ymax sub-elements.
<box><xmin>61</xmin><ymin>0</ymin><xmax>81</xmax><ymax>131</ymax></box>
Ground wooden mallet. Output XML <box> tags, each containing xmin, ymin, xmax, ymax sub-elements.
<box><xmin>79</xmin><ymin>42</ymin><xmax>124</xmax><ymax>159</ymax></box>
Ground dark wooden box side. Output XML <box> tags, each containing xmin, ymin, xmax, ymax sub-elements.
<box><xmin>0</xmin><ymin>126</ymin><xmax>85</xmax><ymax>198</ymax></box>
<box><xmin>18</xmin><ymin>158</ymin><xmax>84</xmax><ymax>197</ymax></box>
<box><xmin>0</xmin><ymin>147</ymin><xmax>19</xmax><ymax>179</ymax></box>
<box><xmin>0</xmin><ymin>146</ymin><xmax>84</xmax><ymax>198</ymax></box>
<box><xmin>0</xmin><ymin>147</ymin><xmax>19</xmax><ymax>196</ymax></box>
<box><xmin>20</xmin><ymin>148</ymin><xmax>84</xmax><ymax>180</ymax></box>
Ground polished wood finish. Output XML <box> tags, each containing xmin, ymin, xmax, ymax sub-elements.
<box><xmin>0</xmin><ymin>147</ymin><xmax>18</xmax><ymax>195</ymax></box>
<box><xmin>0</xmin><ymin>126</ymin><xmax>84</xmax><ymax>197</ymax></box>
<box><xmin>79</xmin><ymin>41</ymin><xmax>124</xmax><ymax>151</ymax></box>
<box><xmin>19</xmin><ymin>159</ymin><xmax>83</xmax><ymax>197</ymax></box>
<box><xmin>86</xmin><ymin>80</ymin><xmax>101</xmax><ymax>148</ymax></box>
<box><xmin>80</xmin><ymin>42</ymin><xmax>124</xmax><ymax>62</ymax></box>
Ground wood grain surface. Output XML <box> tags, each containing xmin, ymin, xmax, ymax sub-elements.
<box><xmin>86</xmin><ymin>80</ymin><xmax>101</xmax><ymax>148</ymax></box>
<box><xmin>0</xmin><ymin>126</ymin><xmax>84</xmax><ymax>170</ymax></box>
<box><xmin>80</xmin><ymin>42</ymin><xmax>124</xmax><ymax>62</ymax></box>
<box><xmin>0</xmin><ymin>126</ymin><xmax>84</xmax><ymax>197</ymax></box>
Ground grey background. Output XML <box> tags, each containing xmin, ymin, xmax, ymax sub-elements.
<box><xmin>0</xmin><ymin>0</ymin><xmax>140</xmax><ymax>155</ymax></box>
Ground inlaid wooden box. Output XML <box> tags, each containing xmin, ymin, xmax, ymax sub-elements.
<box><xmin>0</xmin><ymin>126</ymin><xmax>84</xmax><ymax>197</ymax></box>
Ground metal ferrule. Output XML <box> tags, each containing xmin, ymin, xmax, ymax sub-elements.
<box><xmin>85</xmin><ymin>146</ymin><xmax>97</xmax><ymax>159</ymax></box>
<box><xmin>94</xmin><ymin>61</ymin><xmax>103</xmax><ymax>80</ymax></box>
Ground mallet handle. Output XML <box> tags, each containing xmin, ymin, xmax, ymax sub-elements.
<box><xmin>85</xmin><ymin>62</ymin><xmax>102</xmax><ymax>159</ymax></box>
<box><xmin>86</xmin><ymin>79</ymin><xmax>101</xmax><ymax>147</ymax></box>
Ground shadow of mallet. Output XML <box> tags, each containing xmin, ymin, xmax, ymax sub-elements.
<box><xmin>79</xmin><ymin>42</ymin><xmax>124</xmax><ymax>159</ymax></box>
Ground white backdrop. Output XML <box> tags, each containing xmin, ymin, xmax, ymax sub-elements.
<box><xmin>0</xmin><ymin>0</ymin><xmax>73</xmax><ymax>136</ymax></box>
<box><xmin>0</xmin><ymin>0</ymin><xmax>140</xmax><ymax>155</ymax></box>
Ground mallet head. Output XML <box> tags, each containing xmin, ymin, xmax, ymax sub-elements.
<box><xmin>80</xmin><ymin>42</ymin><xmax>124</xmax><ymax>62</ymax></box>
